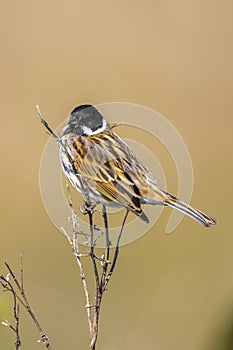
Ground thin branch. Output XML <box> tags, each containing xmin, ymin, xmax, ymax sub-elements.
<box><xmin>36</xmin><ymin>105</ymin><xmax>58</xmax><ymax>140</ymax></box>
<box><xmin>5</xmin><ymin>263</ymin><xmax>21</xmax><ymax>291</ymax></box>
<box><xmin>89</xmin><ymin>208</ymin><xmax>129</xmax><ymax>350</ymax></box>
<box><xmin>20</xmin><ymin>253</ymin><xmax>24</xmax><ymax>294</ymax></box>
<box><xmin>0</xmin><ymin>277</ymin><xmax>27</xmax><ymax>308</ymax></box>
<box><xmin>86</xmin><ymin>204</ymin><xmax>101</xmax><ymax>350</ymax></box>
<box><xmin>104</xmin><ymin>209</ymin><xmax>129</xmax><ymax>290</ymax></box>
<box><xmin>2</xmin><ymin>261</ymin><xmax>52</xmax><ymax>349</ymax></box>
<box><xmin>0</xmin><ymin>277</ymin><xmax>21</xmax><ymax>350</ymax></box>
<box><xmin>65</xmin><ymin>183</ymin><xmax>92</xmax><ymax>333</ymax></box>
<box><xmin>87</xmin><ymin>205</ymin><xmax>100</xmax><ymax>289</ymax></box>
<box><xmin>100</xmin><ymin>205</ymin><xmax>110</xmax><ymax>293</ymax></box>
<box><xmin>14</xmin><ymin>300</ymin><xmax>21</xmax><ymax>349</ymax></box>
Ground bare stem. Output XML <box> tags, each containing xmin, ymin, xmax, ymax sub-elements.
<box><xmin>86</xmin><ymin>204</ymin><xmax>101</xmax><ymax>350</ymax></box>
<box><xmin>65</xmin><ymin>183</ymin><xmax>92</xmax><ymax>333</ymax></box>
<box><xmin>13</xmin><ymin>293</ymin><xmax>21</xmax><ymax>350</ymax></box>
<box><xmin>104</xmin><ymin>210</ymin><xmax>129</xmax><ymax>291</ymax></box>
<box><xmin>100</xmin><ymin>205</ymin><xmax>110</xmax><ymax>293</ymax></box>
<box><xmin>88</xmin><ymin>207</ymin><xmax>129</xmax><ymax>350</ymax></box>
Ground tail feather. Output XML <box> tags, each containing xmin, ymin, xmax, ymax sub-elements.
<box><xmin>164</xmin><ymin>195</ymin><xmax>217</xmax><ymax>227</ymax></box>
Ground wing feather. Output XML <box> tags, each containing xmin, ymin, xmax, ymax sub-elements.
<box><xmin>63</xmin><ymin>131</ymin><xmax>150</xmax><ymax>219</ymax></box>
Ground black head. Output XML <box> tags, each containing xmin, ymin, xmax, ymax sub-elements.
<box><xmin>62</xmin><ymin>104</ymin><xmax>109</xmax><ymax>136</ymax></box>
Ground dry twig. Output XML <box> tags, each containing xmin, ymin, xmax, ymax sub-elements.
<box><xmin>0</xmin><ymin>256</ymin><xmax>52</xmax><ymax>349</ymax></box>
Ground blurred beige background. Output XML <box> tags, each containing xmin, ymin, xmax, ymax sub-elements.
<box><xmin>0</xmin><ymin>1</ymin><xmax>232</xmax><ymax>349</ymax></box>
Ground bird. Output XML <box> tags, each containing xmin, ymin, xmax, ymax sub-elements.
<box><xmin>38</xmin><ymin>104</ymin><xmax>217</xmax><ymax>228</ymax></box>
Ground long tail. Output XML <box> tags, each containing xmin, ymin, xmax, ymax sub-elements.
<box><xmin>164</xmin><ymin>194</ymin><xmax>217</xmax><ymax>227</ymax></box>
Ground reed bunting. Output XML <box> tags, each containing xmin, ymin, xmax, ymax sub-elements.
<box><xmin>38</xmin><ymin>104</ymin><xmax>216</xmax><ymax>227</ymax></box>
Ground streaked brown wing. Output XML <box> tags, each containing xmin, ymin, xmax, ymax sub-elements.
<box><xmin>64</xmin><ymin>130</ymin><xmax>149</xmax><ymax>220</ymax></box>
